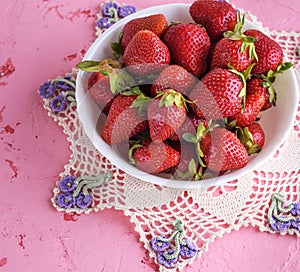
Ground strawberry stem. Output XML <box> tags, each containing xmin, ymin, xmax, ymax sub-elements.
<box><xmin>76</xmin><ymin>58</ymin><xmax>122</xmax><ymax>73</ymax></box>
<box><xmin>128</xmin><ymin>141</ymin><xmax>143</xmax><ymax>165</ymax></box>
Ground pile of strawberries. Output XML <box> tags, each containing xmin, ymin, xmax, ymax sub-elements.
<box><xmin>78</xmin><ymin>0</ymin><xmax>292</xmax><ymax>181</ymax></box>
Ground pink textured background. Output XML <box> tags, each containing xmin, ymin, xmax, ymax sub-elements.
<box><xmin>1</xmin><ymin>0</ymin><xmax>299</xmax><ymax>271</ymax></box>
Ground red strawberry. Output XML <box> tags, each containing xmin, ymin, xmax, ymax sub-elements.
<box><xmin>121</xmin><ymin>14</ymin><xmax>168</xmax><ymax>50</ymax></box>
<box><xmin>88</xmin><ymin>75</ymin><xmax>114</xmax><ymax>115</ymax></box>
<box><xmin>189</xmin><ymin>0</ymin><xmax>237</xmax><ymax>42</ymax></box>
<box><xmin>131</xmin><ymin>140</ymin><xmax>180</xmax><ymax>174</ymax></box>
<box><xmin>236</xmin><ymin>122</ymin><xmax>265</xmax><ymax>154</ymax></box>
<box><xmin>147</xmin><ymin>90</ymin><xmax>187</xmax><ymax>142</ymax></box>
<box><xmin>210</xmin><ymin>14</ymin><xmax>257</xmax><ymax>72</ymax></box>
<box><xmin>246</xmin><ymin>61</ymin><xmax>292</xmax><ymax>111</ymax></box>
<box><xmin>101</xmin><ymin>94</ymin><xmax>149</xmax><ymax>145</ymax></box>
<box><xmin>162</xmin><ymin>23</ymin><xmax>210</xmax><ymax>78</ymax></box>
<box><xmin>246</xmin><ymin>77</ymin><xmax>275</xmax><ymax>111</ymax></box>
<box><xmin>123</xmin><ymin>30</ymin><xmax>170</xmax><ymax>76</ymax></box>
<box><xmin>189</xmin><ymin>68</ymin><xmax>244</xmax><ymax>120</ymax></box>
<box><xmin>243</xmin><ymin>29</ymin><xmax>283</xmax><ymax>75</ymax></box>
<box><xmin>150</xmin><ymin>65</ymin><xmax>197</xmax><ymax>97</ymax></box>
<box><xmin>201</xmin><ymin>128</ymin><xmax>249</xmax><ymax>171</ymax></box>
<box><xmin>228</xmin><ymin>92</ymin><xmax>265</xmax><ymax>127</ymax></box>
<box><xmin>247</xmin><ymin>123</ymin><xmax>265</xmax><ymax>149</ymax></box>
<box><xmin>211</xmin><ymin>38</ymin><xmax>252</xmax><ymax>72</ymax></box>
<box><xmin>77</xmin><ymin>59</ymin><xmax>124</xmax><ymax>114</ymax></box>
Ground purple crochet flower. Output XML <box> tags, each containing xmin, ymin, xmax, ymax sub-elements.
<box><xmin>179</xmin><ymin>238</ymin><xmax>198</xmax><ymax>258</ymax></box>
<box><xmin>151</xmin><ymin>236</ymin><xmax>170</xmax><ymax>252</ymax></box>
<box><xmin>58</xmin><ymin>176</ymin><xmax>76</xmax><ymax>193</ymax></box>
<box><xmin>56</xmin><ymin>193</ymin><xmax>75</xmax><ymax>209</ymax></box>
<box><xmin>96</xmin><ymin>17</ymin><xmax>115</xmax><ymax>29</ymax></box>
<box><xmin>38</xmin><ymin>81</ymin><xmax>55</xmax><ymax>98</ymax></box>
<box><xmin>102</xmin><ymin>2</ymin><xmax>119</xmax><ymax>17</ymax></box>
<box><xmin>269</xmin><ymin>217</ymin><xmax>291</xmax><ymax>232</ymax></box>
<box><xmin>55</xmin><ymin>79</ymin><xmax>75</xmax><ymax>91</ymax></box>
<box><xmin>290</xmin><ymin>202</ymin><xmax>300</xmax><ymax>216</ymax></box>
<box><xmin>291</xmin><ymin>217</ymin><xmax>300</xmax><ymax>231</ymax></box>
<box><xmin>118</xmin><ymin>5</ymin><xmax>136</xmax><ymax>18</ymax></box>
<box><xmin>75</xmin><ymin>193</ymin><xmax>93</xmax><ymax>208</ymax></box>
<box><xmin>50</xmin><ymin>94</ymin><xmax>67</xmax><ymax>112</ymax></box>
<box><xmin>157</xmin><ymin>250</ymin><xmax>178</xmax><ymax>268</ymax></box>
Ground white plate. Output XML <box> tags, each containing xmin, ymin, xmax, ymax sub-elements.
<box><xmin>76</xmin><ymin>3</ymin><xmax>299</xmax><ymax>189</ymax></box>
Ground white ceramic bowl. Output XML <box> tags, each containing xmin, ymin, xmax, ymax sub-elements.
<box><xmin>76</xmin><ymin>3</ymin><xmax>299</xmax><ymax>189</ymax></box>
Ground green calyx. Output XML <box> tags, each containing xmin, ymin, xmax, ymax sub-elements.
<box><xmin>108</xmin><ymin>69</ymin><xmax>136</xmax><ymax>94</ymax></box>
<box><xmin>236</xmin><ymin>126</ymin><xmax>261</xmax><ymax>155</ymax></box>
<box><xmin>260</xmin><ymin>75</ymin><xmax>276</xmax><ymax>104</ymax></box>
<box><xmin>155</xmin><ymin>89</ymin><xmax>190</xmax><ymax>109</ymax></box>
<box><xmin>224</xmin><ymin>12</ymin><xmax>258</xmax><ymax>61</ymax></box>
<box><xmin>182</xmin><ymin>120</ymin><xmax>219</xmax><ymax>168</ymax></box>
<box><xmin>257</xmin><ymin>62</ymin><xmax>292</xmax><ymax>104</ymax></box>
<box><xmin>264</xmin><ymin>62</ymin><xmax>293</xmax><ymax>81</ymax></box>
<box><xmin>122</xmin><ymin>87</ymin><xmax>152</xmax><ymax>116</ymax></box>
<box><xmin>223</xmin><ymin>117</ymin><xmax>237</xmax><ymax>130</ymax></box>
<box><xmin>77</xmin><ymin>58</ymin><xmax>136</xmax><ymax>95</ymax></box>
<box><xmin>175</xmin><ymin>158</ymin><xmax>204</xmax><ymax>181</ymax></box>
<box><xmin>111</xmin><ymin>31</ymin><xmax>124</xmax><ymax>59</ymax></box>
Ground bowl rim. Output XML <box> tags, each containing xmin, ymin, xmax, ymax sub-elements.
<box><xmin>76</xmin><ymin>3</ymin><xmax>299</xmax><ymax>189</ymax></box>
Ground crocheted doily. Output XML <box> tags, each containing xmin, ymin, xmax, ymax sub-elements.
<box><xmin>38</xmin><ymin>2</ymin><xmax>300</xmax><ymax>271</ymax></box>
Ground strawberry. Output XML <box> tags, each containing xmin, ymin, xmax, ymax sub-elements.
<box><xmin>149</xmin><ymin>65</ymin><xmax>197</xmax><ymax>97</ymax></box>
<box><xmin>243</xmin><ymin>29</ymin><xmax>283</xmax><ymax>75</ymax></box>
<box><xmin>210</xmin><ymin>13</ymin><xmax>258</xmax><ymax>72</ymax></box>
<box><xmin>162</xmin><ymin>23</ymin><xmax>210</xmax><ymax>78</ymax></box>
<box><xmin>88</xmin><ymin>75</ymin><xmax>114</xmax><ymax>115</ymax></box>
<box><xmin>247</xmin><ymin>123</ymin><xmax>265</xmax><ymax>149</ymax></box>
<box><xmin>228</xmin><ymin>92</ymin><xmax>265</xmax><ymax>127</ymax></box>
<box><xmin>201</xmin><ymin>128</ymin><xmax>249</xmax><ymax>171</ymax></box>
<box><xmin>246</xmin><ymin>77</ymin><xmax>275</xmax><ymax>111</ymax></box>
<box><xmin>246</xmin><ymin>62</ymin><xmax>292</xmax><ymax>111</ymax></box>
<box><xmin>147</xmin><ymin>90</ymin><xmax>187</xmax><ymax>142</ymax></box>
<box><xmin>130</xmin><ymin>140</ymin><xmax>180</xmax><ymax>174</ymax></box>
<box><xmin>236</xmin><ymin>122</ymin><xmax>265</xmax><ymax>154</ymax></box>
<box><xmin>189</xmin><ymin>0</ymin><xmax>237</xmax><ymax>42</ymax></box>
<box><xmin>101</xmin><ymin>91</ymin><xmax>150</xmax><ymax>145</ymax></box>
<box><xmin>120</xmin><ymin>14</ymin><xmax>168</xmax><ymax>50</ymax></box>
<box><xmin>123</xmin><ymin>30</ymin><xmax>170</xmax><ymax>76</ymax></box>
<box><xmin>189</xmin><ymin>67</ymin><xmax>244</xmax><ymax>120</ymax></box>
<box><xmin>77</xmin><ymin>59</ymin><xmax>125</xmax><ymax>115</ymax></box>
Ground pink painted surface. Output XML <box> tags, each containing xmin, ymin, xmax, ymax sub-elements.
<box><xmin>0</xmin><ymin>0</ymin><xmax>300</xmax><ymax>271</ymax></box>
